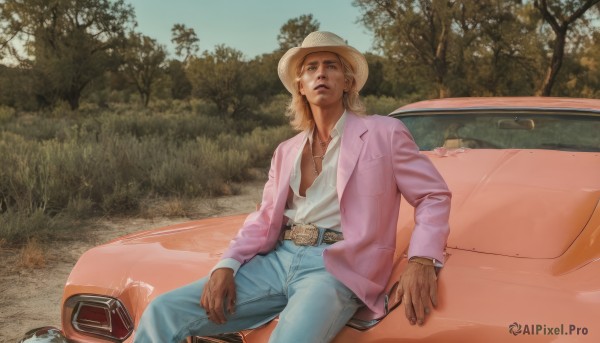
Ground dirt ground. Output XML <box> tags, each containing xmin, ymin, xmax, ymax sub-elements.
<box><xmin>0</xmin><ymin>181</ymin><xmax>265</xmax><ymax>343</ymax></box>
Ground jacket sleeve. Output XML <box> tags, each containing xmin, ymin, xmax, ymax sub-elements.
<box><xmin>220</xmin><ymin>145</ymin><xmax>280</xmax><ymax>265</ymax></box>
<box><xmin>390</xmin><ymin>120</ymin><xmax>451</xmax><ymax>263</ymax></box>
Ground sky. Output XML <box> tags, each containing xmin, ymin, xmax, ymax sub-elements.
<box><xmin>127</xmin><ymin>0</ymin><xmax>375</xmax><ymax>59</ymax></box>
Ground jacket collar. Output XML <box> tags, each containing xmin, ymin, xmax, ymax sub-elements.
<box><xmin>336</xmin><ymin>112</ymin><xmax>367</xmax><ymax>201</ymax></box>
<box><xmin>278</xmin><ymin>112</ymin><xmax>368</xmax><ymax>204</ymax></box>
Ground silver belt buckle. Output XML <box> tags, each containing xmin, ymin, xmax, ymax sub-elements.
<box><xmin>291</xmin><ymin>224</ymin><xmax>319</xmax><ymax>246</ymax></box>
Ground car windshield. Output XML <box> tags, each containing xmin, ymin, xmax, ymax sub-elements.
<box><xmin>395</xmin><ymin>112</ymin><xmax>600</xmax><ymax>152</ymax></box>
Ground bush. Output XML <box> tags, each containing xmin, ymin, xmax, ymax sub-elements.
<box><xmin>0</xmin><ymin>105</ymin><xmax>294</xmax><ymax>244</ymax></box>
<box><xmin>363</xmin><ymin>95</ymin><xmax>406</xmax><ymax>115</ymax></box>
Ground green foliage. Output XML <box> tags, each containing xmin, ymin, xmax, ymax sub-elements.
<box><xmin>277</xmin><ymin>14</ymin><xmax>320</xmax><ymax>51</ymax></box>
<box><xmin>0</xmin><ymin>104</ymin><xmax>294</xmax><ymax>244</ymax></box>
<box><xmin>354</xmin><ymin>0</ymin><xmax>600</xmax><ymax>99</ymax></box>
<box><xmin>122</xmin><ymin>32</ymin><xmax>167</xmax><ymax>107</ymax></box>
<box><xmin>171</xmin><ymin>23</ymin><xmax>200</xmax><ymax>62</ymax></box>
<box><xmin>167</xmin><ymin>60</ymin><xmax>193</xmax><ymax>100</ymax></box>
<box><xmin>0</xmin><ymin>208</ymin><xmax>76</xmax><ymax>243</ymax></box>
<box><xmin>0</xmin><ymin>0</ymin><xmax>135</xmax><ymax>110</ymax></box>
<box><xmin>2</xmin><ymin>7</ymin><xmax>599</xmax><ymax>113</ymax></box>
<box><xmin>532</xmin><ymin>0</ymin><xmax>600</xmax><ymax>95</ymax></box>
<box><xmin>186</xmin><ymin>45</ymin><xmax>255</xmax><ymax>116</ymax></box>
<box><xmin>246</xmin><ymin>52</ymin><xmax>287</xmax><ymax>102</ymax></box>
<box><xmin>363</xmin><ymin>95</ymin><xmax>406</xmax><ymax>115</ymax></box>
<box><xmin>0</xmin><ymin>105</ymin><xmax>16</xmax><ymax>125</ymax></box>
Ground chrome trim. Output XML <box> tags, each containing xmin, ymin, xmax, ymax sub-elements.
<box><xmin>193</xmin><ymin>332</ymin><xmax>245</xmax><ymax>343</ymax></box>
<box><xmin>65</xmin><ymin>294</ymin><xmax>133</xmax><ymax>341</ymax></box>
<box><xmin>19</xmin><ymin>327</ymin><xmax>68</xmax><ymax>343</ymax></box>
<box><xmin>346</xmin><ymin>318</ymin><xmax>381</xmax><ymax>331</ymax></box>
<box><xmin>346</xmin><ymin>282</ymin><xmax>401</xmax><ymax>331</ymax></box>
<box><xmin>390</xmin><ymin>107</ymin><xmax>600</xmax><ymax>117</ymax></box>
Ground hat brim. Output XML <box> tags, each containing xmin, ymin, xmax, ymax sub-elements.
<box><xmin>278</xmin><ymin>45</ymin><xmax>368</xmax><ymax>95</ymax></box>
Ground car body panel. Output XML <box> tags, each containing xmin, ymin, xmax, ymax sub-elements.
<box><xmin>30</xmin><ymin>97</ymin><xmax>600</xmax><ymax>342</ymax></box>
<box><xmin>395</xmin><ymin>96</ymin><xmax>600</xmax><ymax>114</ymax></box>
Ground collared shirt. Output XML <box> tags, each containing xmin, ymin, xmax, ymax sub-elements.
<box><xmin>284</xmin><ymin>111</ymin><xmax>346</xmax><ymax>231</ymax></box>
<box><xmin>212</xmin><ymin>111</ymin><xmax>347</xmax><ymax>276</ymax></box>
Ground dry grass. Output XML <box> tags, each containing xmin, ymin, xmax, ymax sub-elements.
<box><xmin>0</xmin><ymin>107</ymin><xmax>292</xmax><ymax>245</ymax></box>
<box><xmin>141</xmin><ymin>197</ymin><xmax>198</xmax><ymax>218</ymax></box>
<box><xmin>19</xmin><ymin>238</ymin><xmax>46</xmax><ymax>269</ymax></box>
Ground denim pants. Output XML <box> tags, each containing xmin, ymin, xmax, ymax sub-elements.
<box><xmin>134</xmin><ymin>240</ymin><xmax>362</xmax><ymax>343</ymax></box>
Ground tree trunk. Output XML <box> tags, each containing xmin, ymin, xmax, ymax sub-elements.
<box><xmin>66</xmin><ymin>93</ymin><xmax>80</xmax><ymax>110</ymax></box>
<box><xmin>538</xmin><ymin>29</ymin><xmax>567</xmax><ymax>96</ymax></box>
<box><xmin>434</xmin><ymin>13</ymin><xmax>450</xmax><ymax>98</ymax></box>
<box><xmin>139</xmin><ymin>89</ymin><xmax>150</xmax><ymax>108</ymax></box>
<box><xmin>533</xmin><ymin>0</ymin><xmax>600</xmax><ymax>96</ymax></box>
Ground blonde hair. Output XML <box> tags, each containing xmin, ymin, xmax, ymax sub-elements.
<box><xmin>285</xmin><ymin>53</ymin><xmax>366</xmax><ymax>131</ymax></box>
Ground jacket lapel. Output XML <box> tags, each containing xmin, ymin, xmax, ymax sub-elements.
<box><xmin>337</xmin><ymin>113</ymin><xmax>367</xmax><ymax>201</ymax></box>
<box><xmin>274</xmin><ymin>132</ymin><xmax>304</xmax><ymax>215</ymax></box>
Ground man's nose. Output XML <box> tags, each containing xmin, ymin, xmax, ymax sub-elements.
<box><xmin>316</xmin><ymin>65</ymin><xmax>327</xmax><ymax>78</ymax></box>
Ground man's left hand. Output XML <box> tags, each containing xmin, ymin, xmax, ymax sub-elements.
<box><xmin>396</xmin><ymin>260</ymin><xmax>438</xmax><ymax>326</ymax></box>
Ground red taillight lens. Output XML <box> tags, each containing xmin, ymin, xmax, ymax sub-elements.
<box><xmin>75</xmin><ymin>304</ymin><xmax>111</xmax><ymax>329</ymax></box>
<box><xmin>66</xmin><ymin>295</ymin><xmax>133</xmax><ymax>341</ymax></box>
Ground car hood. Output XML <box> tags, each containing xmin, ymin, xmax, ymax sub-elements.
<box><xmin>422</xmin><ymin>149</ymin><xmax>600</xmax><ymax>259</ymax></box>
<box><xmin>64</xmin><ymin>215</ymin><xmax>248</xmax><ymax>324</ymax></box>
<box><xmin>62</xmin><ymin>149</ymin><xmax>600</xmax><ymax>331</ymax></box>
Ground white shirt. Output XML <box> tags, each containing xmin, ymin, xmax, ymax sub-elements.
<box><xmin>212</xmin><ymin>112</ymin><xmax>347</xmax><ymax>276</ymax></box>
<box><xmin>284</xmin><ymin>111</ymin><xmax>346</xmax><ymax>231</ymax></box>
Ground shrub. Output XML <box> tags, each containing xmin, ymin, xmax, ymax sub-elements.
<box><xmin>363</xmin><ymin>95</ymin><xmax>406</xmax><ymax>115</ymax></box>
<box><xmin>0</xmin><ymin>104</ymin><xmax>294</xmax><ymax>244</ymax></box>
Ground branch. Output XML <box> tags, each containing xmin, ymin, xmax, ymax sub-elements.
<box><xmin>565</xmin><ymin>0</ymin><xmax>600</xmax><ymax>25</ymax></box>
<box><xmin>534</xmin><ymin>0</ymin><xmax>562</xmax><ymax>33</ymax></box>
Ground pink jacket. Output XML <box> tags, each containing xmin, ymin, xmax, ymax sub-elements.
<box><xmin>222</xmin><ymin>113</ymin><xmax>451</xmax><ymax>319</ymax></box>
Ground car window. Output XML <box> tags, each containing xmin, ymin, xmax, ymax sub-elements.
<box><xmin>395</xmin><ymin>112</ymin><xmax>600</xmax><ymax>152</ymax></box>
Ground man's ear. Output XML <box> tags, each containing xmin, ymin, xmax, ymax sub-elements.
<box><xmin>299</xmin><ymin>81</ymin><xmax>306</xmax><ymax>95</ymax></box>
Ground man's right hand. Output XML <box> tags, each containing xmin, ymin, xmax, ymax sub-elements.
<box><xmin>200</xmin><ymin>268</ymin><xmax>236</xmax><ymax>324</ymax></box>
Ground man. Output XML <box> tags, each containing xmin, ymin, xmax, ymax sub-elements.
<box><xmin>135</xmin><ymin>31</ymin><xmax>451</xmax><ymax>343</ymax></box>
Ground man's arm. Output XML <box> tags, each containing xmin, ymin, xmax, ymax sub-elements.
<box><xmin>201</xmin><ymin>146</ymin><xmax>281</xmax><ymax>324</ymax></box>
<box><xmin>390</xmin><ymin>121</ymin><xmax>451</xmax><ymax>326</ymax></box>
<box><xmin>201</xmin><ymin>268</ymin><xmax>236</xmax><ymax>324</ymax></box>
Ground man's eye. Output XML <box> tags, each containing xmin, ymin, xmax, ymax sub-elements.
<box><xmin>306</xmin><ymin>66</ymin><xmax>316</xmax><ymax>71</ymax></box>
<box><xmin>328</xmin><ymin>64</ymin><xmax>337</xmax><ymax>69</ymax></box>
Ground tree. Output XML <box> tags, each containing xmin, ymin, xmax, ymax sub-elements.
<box><xmin>533</xmin><ymin>0</ymin><xmax>600</xmax><ymax>96</ymax></box>
<box><xmin>354</xmin><ymin>0</ymin><xmax>568</xmax><ymax>98</ymax></box>
<box><xmin>277</xmin><ymin>14</ymin><xmax>320</xmax><ymax>51</ymax></box>
<box><xmin>450</xmin><ymin>0</ymin><xmax>541</xmax><ymax>96</ymax></box>
<box><xmin>186</xmin><ymin>45</ymin><xmax>252</xmax><ymax>116</ymax></box>
<box><xmin>122</xmin><ymin>33</ymin><xmax>166</xmax><ymax>107</ymax></box>
<box><xmin>246</xmin><ymin>51</ymin><xmax>285</xmax><ymax>101</ymax></box>
<box><xmin>167</xmin><ymin>59</ymin><xmax>193</xmax><ymax>100</ymax></box>
<box><xmin>171</xmin><ymin>23</ymin><xmax>199</xmax><ymax>62</ymax></box>
<box><xmin>361</xmin><ymin>53</ymin><xmax>395</xmax><ymax>97</ymax></box>
<box><xmin>0</xmin><ymin>0</ymin><xmax>135</xmax><ymax>110</ymax></box>
<box><xmin>354</xmin><ymin>0</ymin><xmax>456</xmax><ymax>98</ymax></box>
<box><xmin>577</xmin><ymin>32</ymin><xmax>600</xmax><ymax>98</ymax></box>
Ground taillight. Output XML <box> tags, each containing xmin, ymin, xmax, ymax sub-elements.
<box><xmin>65</xmin><ymin>295</ymin><xmax>133</xmax><ymax>341</ymax></box>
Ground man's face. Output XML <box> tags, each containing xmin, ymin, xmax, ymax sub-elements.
<box><xmin>298</xmin><ymin>51</ymin><xmax>349</xmax><ymax>109</ymax></box>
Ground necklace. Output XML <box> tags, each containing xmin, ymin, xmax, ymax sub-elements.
<box><xmin>309</xmin><ymin>130</ymin><xmax>331</xmax><ymax>176</ymax></box>
<box><xmin>316</xmin><ymin>133</ymin><xmax>332</xmax><ymax>150</ymax></box>
<box><xmin>309</xmin><ymin>139</ymin><xmax>320</xmax><ymax>176</ymax></box>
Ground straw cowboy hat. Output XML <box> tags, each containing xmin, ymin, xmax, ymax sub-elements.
<box><xmin>278</xmin><ymin>31</ymin><xmax>369</xmax><ymax>94</ymax></box>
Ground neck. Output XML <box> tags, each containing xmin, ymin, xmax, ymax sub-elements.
<box><xmin>311</xmin><ymin>102</ymin><xmax>345</xmax><ymax>141</ymax></box>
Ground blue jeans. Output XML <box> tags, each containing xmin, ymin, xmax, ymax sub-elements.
<box><xmin>134</xmin><ymin>241</ymin><xmax>362</xmax><ymax>343</ymax></box>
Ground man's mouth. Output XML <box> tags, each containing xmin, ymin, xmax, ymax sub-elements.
<box><xmin>314</xmin><ymin>84</ymin><xmax>329</xmax><ymax>90</ymax></box>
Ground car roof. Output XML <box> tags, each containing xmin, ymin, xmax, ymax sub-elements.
<box><xmin>392</xmin><ymin>97</ymin><xmax>600</xmax><ymax>115</ymax></box>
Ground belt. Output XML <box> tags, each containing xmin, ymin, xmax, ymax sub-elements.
<box><xmin>283</xmin><ymin>223</ymin><xmax>343</xmax><ymax>246</ymax></box>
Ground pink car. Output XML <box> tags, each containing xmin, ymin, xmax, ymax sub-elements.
<box><xmin>21</xmin><ymin>97</ymin><xmax>600</xmax><ymax>342</ymax></box>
